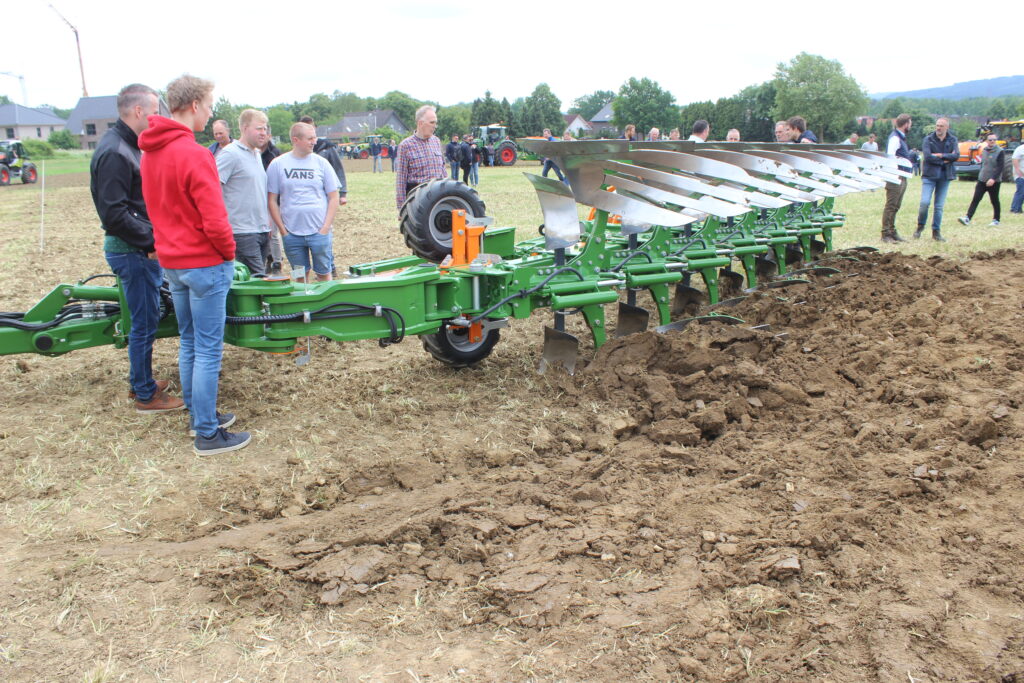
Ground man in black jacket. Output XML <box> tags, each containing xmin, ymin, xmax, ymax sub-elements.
<box><xmin>917</xmin><ymin>118</ymin><xmax>958</xmax><ymax>241</ymax></box>
<box><xmin>90</xmin><ymin>83</ymin><xmax>183</xmax><ymax>413</ymax></box>
<box><xmin>445</xmin><ymin>134</ymin><xmax>461</xmax><ymax>180</ymax></box>
<box><xmin>958</xmin><ymin>133</ymin><xmax>1006</xmax><ymax>227</ymax></box>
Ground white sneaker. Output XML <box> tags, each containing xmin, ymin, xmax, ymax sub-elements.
<box><xmin>957</xmin><ymin>216</ymin><xmax>970</xmax><ymax>226</ymax></box>
<box><xmin>989</xmin><ymin>220</ymin><xmax>1000</xmax><ymax>227</ymax></box>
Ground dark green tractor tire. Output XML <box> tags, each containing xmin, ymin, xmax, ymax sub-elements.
<box><xmin>421</xmin><ymin>323</ymin><xmax>500</xmax><ymax>368</ymax></box>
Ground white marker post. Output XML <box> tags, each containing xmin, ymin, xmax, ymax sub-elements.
<box><xmin>38</xmin><ymin>160</ymin><xmax>45</xmax><ymax>252</ymax></box>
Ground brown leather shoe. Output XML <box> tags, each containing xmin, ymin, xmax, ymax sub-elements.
<box><xmin>135</xmin><ymin>390</ymin><xmax>185</xmax><ymax>414</ymax></box>
<box><xmin>128</xmin><ymin>379</ymin><xmax>169</xmax><ymax>400</ymax></box>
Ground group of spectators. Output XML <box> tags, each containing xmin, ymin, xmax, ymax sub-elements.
<box><xmin>445</xmin><ymin>133</ymin><xmax>481</xmax><ymax>186</ymax></box>
<box><xmin>90</xmin><ymin>76</ymin><xmax>351</xmax><ymax>456</ymax></box>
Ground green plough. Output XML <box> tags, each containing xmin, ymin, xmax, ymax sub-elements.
<box><xmin>0</xmin><ymin>140</ymin><xmax>909</xmax><ymax>373</ymax></box>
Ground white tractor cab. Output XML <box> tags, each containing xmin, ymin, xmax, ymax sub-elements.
<box><xmin>0</xmin><ymin>140</ymin><xmax>38</xmax><ymax>185</ymax></box>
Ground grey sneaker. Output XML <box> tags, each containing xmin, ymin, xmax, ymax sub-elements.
<box><xmin>188</xmin><ymin>412</ymin><xmax>236</xmax><ymax>437</ymax></box>
<box><xmin>989</xmin><ymin>220</ymin><xmax>1000</xmax><ymax>227</ymax></box>
<box><xmin>957</xmin><ymin>216</ymin><xmax>970</xmax><ymax>226</ymax></box>
<box><xmin>194</xmin><ymin>427</ymin><xmax>251</xmax><ymax>456</ymax></box>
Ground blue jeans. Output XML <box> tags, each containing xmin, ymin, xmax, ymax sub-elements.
<box><xmin>918</xmin><ymin>177</ymin><xmax>951</xmax><ymax>231</ymax></box>
<box><xmin>283</xmin><ymin>232</ymin><xmax>332</xmax><ymax>276</ymax></box>
<box><xmin>450</xmin><ymin>161</ymin><xmax>459</xmax><ymax>180</ymax></box>
<box><xmin>164</xmin><ymin>262</ymin><xmax>233</xmax><ymax>439</ymax></box>
<box><xmin>372</xmin><ymin>155</ymin><xmax>382</xmax><ymax>173</ymax></box>
<box><xmin>470</xmin><ymin>162</ymin><xmax>479</xmax><ymax>186</ymax></box>
<box><xmin>1011</xmin><ymin>177</ymin><xmax>1024</xmax><ymax>213</ymax></box>
<box><xmin>542</xmin><ymin>158</ymin><xmax>565</xmax><ymax>182</ymax></box>
<box><xmin>106</xmin><ymin>251</ymin><xmax>163</xmax><ymax>402</ymax></box>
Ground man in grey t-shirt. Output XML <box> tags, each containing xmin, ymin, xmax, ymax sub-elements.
<box><xmin>267</xmin><ymin>122</ymin><xmax>339</xmax><ymax>282</ymax></box>
<box><xmin>217</xmin><ymin>109</ymin><xmax>271</xmax><ymax>277</ymax></box>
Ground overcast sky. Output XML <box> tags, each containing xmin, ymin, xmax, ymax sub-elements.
<box><xmin>5</xmin><ymin>0</ymin><xmax>1016</xmax><ymax>113</ymax></box>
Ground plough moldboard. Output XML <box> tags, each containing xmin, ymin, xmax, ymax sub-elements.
<box><xmin>0</xmin><ymin>140</ymin><xmax>909</xmax><ymax>372</ymax></box>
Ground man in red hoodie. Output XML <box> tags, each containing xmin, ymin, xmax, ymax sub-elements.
<box><xmin>139</xmin><ymin>74</ymin><xmax>250</xmax><ymax>456</ymax></box>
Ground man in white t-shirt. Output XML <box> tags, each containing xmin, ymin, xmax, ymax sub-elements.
<box><xmin>1010</xmin><ymin>144</ymin><xmax>1024</xmax><ymax>214</ymax></box>
<box><xmin>266</xmin><ymin>122</ymin><xmax>339</xmax><ymax>282</ymax></box>
<box><xmin>860</xmin><ymin>133</ymin><xmax>879</xmax><ymax>152</ymax></box>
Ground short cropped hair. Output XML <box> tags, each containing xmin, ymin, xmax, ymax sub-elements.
<box><xmin>691</xmin><ymin>119</ymin><xmax>709</xmax><ymax>135</ymax></box>
<box><xmin>166</xmin><ymin>74</ymin><xmax>214</xmax><ymax>113</ymax></box>
<box><xmin>787</xmin><ymin>116</ymin><xmax>807</xmax><ymax>133</ymax></box>
<box><xmin>894</xmin><ymin>113</ymin><xmax>911</xmax><ymax>129</ymax></box>
<box><xmin>211</xmin><ymin>119</ymin><xmax>229</xmax><ymax>131</ymax></box>
<box><xmin>298</xmin><ymin>116</ymin><xmax>314</xmax><ymax>125</ymax></box>
<box><xmin>239</xmin><ymin>109</ymin><xmax>268</xmax><ymax>129</ymax></box>
<box><xmin>116</xmin><ymin>83</ymin><xmax>158</xmax><ymax>116</ymax></box>
<box><xmin>415</xmin><ymin>105</ymin><xmax>436</xmax><ymax>122</ymax></box>
<box><xmin>290</xmin><ymin>122</ymin><xmax>315</xmax><ymax>139</ymax></box>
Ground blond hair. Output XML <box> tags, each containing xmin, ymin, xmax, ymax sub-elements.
<box><xmin>239</xmin><ymin>109</ymin><xmax>268</xmax><ymax>129</ymax></box>
<box><xmin>290</xmin><ymin>122</ymin><xmax>315</xmax><ymax>139</ymax></box>
<box><xmin>166</xmin><ymin>74</ymin><xmax>214</xmax><ymax>113</ymax></box>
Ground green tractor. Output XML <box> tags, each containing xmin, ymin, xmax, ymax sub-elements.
<box><xmin>0</xmin><ymin>140</ymin><xmax>39</xmax><ymax>186</ymax></box>
<box><xmin>475</xmin><ymin>124</ymin><xmax>517</xmax><ymax>166</ymax></box>
<box><xmin>352</xmin><ymin>134</ymin><xmax>392</xmax><ymax>160</ymax></box>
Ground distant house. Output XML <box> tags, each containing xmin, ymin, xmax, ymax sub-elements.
<box><xmin>563</xmin><ymin>113</ymin><xmax>591</xmax><ymax>136</ymax></box>
<box><xmin>0</xmin><ymin>103</ymin><xmax>67</xmax><ymax>141</ymax></box>
<box><xmin>316</xmin><ymin>109</ymin><xmax>409</xmax><ymax>143</ymax></box>
<box><xmin>66</xmin><ymin>95</ymin><xmax>170</xmax><ymax>150</ymax></box>
<box><xmin>588</xmin><ymin>101</ymin><xmax>618</xmax><ymax>138</ymax></box>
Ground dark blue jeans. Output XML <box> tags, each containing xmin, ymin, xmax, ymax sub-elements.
<box><xmin>1011</xmin><ymin>177</ymin><xmax>1024</xmax><ymax>213</ymax></box>
<box><xmin>105</xmin><ymin>251</ymin><xmax>163</xmax><ymax>402</ymax></box>
<box><xmin>542</xmin><ymin>158</ymin><xmax>565</xmax><ymax>182</ymax></box>
<box><xmin>164</xmin><ymin>262</ymin><xmax>234</xmax><ymax>438</ymax></box>
<box><xmin>918</xmin><ymin>177</ymin><xmax>951</xmax><ymax>230</ymax></box>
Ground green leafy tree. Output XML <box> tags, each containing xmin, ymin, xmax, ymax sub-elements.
<box><xmin>47</xmin><ymin>129</ymin><xmax>78</xmax><ymax>150</ymax></box>
<box><xmin>569</xmin><ymin>90</ymin><xmax>615</xmax><ymax>121</ymax></box>
<box><xmin>736</xmin><ymin>81</ymin><xmax>777</xmax><ymax>142</ymax></box>
<box><xmin>266</xmin><ymin>107</ymin><xmax>294</xmax><ymax>140</ymax></box>
<box><xmin>471</xmin><ymin>91</ymin><xmax>503</xmax><ymax>127</ymax></box>
<box><xmin>500</xmin><ymin>98</ymin><xmax>514</xmax><ymax>135</ymax></box>
<box><xmin>987</xmin><ymin>98</ymin><xmax>1009</xmax><ymax>120</ymax></box>
<box><xmin>376</xmin><ymin>91</ymin><xmax>424</xmax><ymax>130</ymax></box>
<box><xmin>22</xmin><ymin>139</ymin><xmax>55</xmax><ymax>159</ymax></box>
<box><xmin>297</xmin><ymin>93</ymin><xmax>333</xmax><ymax>125</ymax></box>
<box><xmin>436</xmin><ymin>104</ymin><xmax>471</xmax><ymax>141</ymax></box>
<box><xmin>518</xmin><ymin>83</ymin><xmax>564</xmax><ymax>136</ymax></box>
<box><xmin>773</xmin><ymin>52</ymin><xmax>867</xmax><ymax>142</ymax></box>
<box><xmin>0</xmin><ymin>94</ymin><xmax>10</xmax><ymax>106</ymax></box>
<box><xmin>612</xmin><ymin>77</ymin><xmax>676</xmax><ymax>135</ymax></box>
<box><xmin>678</xmin><ymin>100</ymin><xmax>715</xmax><ymax>135</ymax></box>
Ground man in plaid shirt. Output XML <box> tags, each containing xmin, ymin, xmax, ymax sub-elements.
<box><xmin>395</xmin><ymin>105</ymin><xmax>447</xmax><ymax>210</ymax></box>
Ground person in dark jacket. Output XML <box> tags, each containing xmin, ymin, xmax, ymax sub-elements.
<box><xmin>459</xmin><ymin>134</ymin><xmax>473</xmax><ymax>184</ymax></box>
<box><xmin>445</xmin><ymin>134</ymin><xmax>461</xmax><ymax>180</ymax></box>
<box><xmin>788</xmin><ymin>116</ymin><xmax>818</xmax><ymax>143</ymax></box>
<box><xmin>388</xmin><ymin>140</ymin><xmax>397</xmax><ymax>171</ymax></box>
<box><xmin>881</xmin><ymin>113</ymin><xmax>913</xmax><ymax>243</ymax></box>
<box><xmin>208</xmin><ymin>120</ymin><xmax>233</xmax><ymax>156</ymax></box>
<box><xmin>917</xmin><ymin>118</ymin><xmax>958</xmax><ymax>241</ymax></box>
<box><xmin>369</xmin><ymin>138</ymin><xmax>383</xmax><ymax>173</ymax></box>
<box><xmin>90</xmin><ymin>82</ymin><xmax>184</xmax><ymax>414</ymax></box>
<box><xmin>958</xmin><ymin>133</ymin><xmax>1006</xmax><ymax>227</ymax></box>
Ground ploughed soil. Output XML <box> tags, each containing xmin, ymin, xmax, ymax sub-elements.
<box><xmin>1</xmin><ymin>176</ymin><xmax>1024</xmax><ymax>681</ymax></box>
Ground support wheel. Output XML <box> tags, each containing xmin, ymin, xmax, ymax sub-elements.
<box><xmin>399</xmin><ymin>179</ymin><xmax>487</xmax><ymax>262</ymax></box>
<box><xmin>21</xmin><ymin>163</ymin><xmax>37</xmax><ymax>184</ymax></box>
<box><xmin>0</xmin><ymin>164</ymin><xmax>10</xmax><ymax>186</ymax></box>
<box><xmin>421</xmin><ymin>323</ymin><xmax>500</xmax><ymax>368</ymax></box>
<box><xmin>495</xmin><ymin>143</ymin><xmax>517</xmax><ymax>166</ymax></box>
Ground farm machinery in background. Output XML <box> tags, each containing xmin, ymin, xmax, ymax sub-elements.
<box><xmin>474</xmin><ymin>125</ymin><xmax>518</xmax><ymax>166</ymax></box>
<box><xmin>955</xmin><ymin>118</ymin><xmax>1023</xmax><ymax>180</ymax></box>
<box><xmin>0</xmin><ymin>140</ymin><xmax>909</xmax><ymax>373</ymax></box>
<box><xmin>0</xmin><ymin>140</ymin><xmax>39</xmax><ymax>185</ymax></box>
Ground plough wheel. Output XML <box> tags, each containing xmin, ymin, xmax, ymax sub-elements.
<box><xmin>422</xmin><ymin>323</ymin><xmax>500</xmax><ymax>368</ymax></box>
<box><xmin>399</xmin><ymin>179</ymin><xmax>487</xmax><ymax>262</ymax></box>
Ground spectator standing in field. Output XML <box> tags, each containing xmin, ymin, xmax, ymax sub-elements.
<box><xmin>621</xmin><ymin>124</ymin><xmax>637</xmax><ymax>141</ymax></box>
<box><xmin>258</xmin><ymin>129</ymin><xmax>284</xmax><ymax>275</ymax></box>
<box><xmin>208</xmin><ymin>119</ymin><xmax>233</xmax><ymax>156</ymax></box>
<box><xmin>370</xmin><ymin>137</ymin><xmax>383</xmax><ymax>173</ymax></box>
<box><xmin>688</xmin><ymin>120</ymin><xmax>709</xmax><ymax>142</ymax></box>
<box><xmin>469</xmin><ymin>136</ymin><xmax>480</xmax><ymax>186</ymax></box>
<box><xmin>395</xmin><ymin>105</ymin><xmax>446</xmax><ymax>210</ymax></box>
<box><xmin>669</xmin><ymin>128</ymin><xmax>681</xmax><ymax>141</ymax></box>
<box><xmin>881</xmin><ymin>113</ymin><xmax>913</xmax><ymax>244</ymax></box>
<box><xmin>91</xmin><ymin>82</ymin><xmax>183</xmax><ymax>414</ymax></box>
<box><xmin>788</xmin><ymin>116</ymin><xmax>818</xmax><ymax>143</ymax></box>
<box><xmin>139</xmin><ymin>74</ymin><xmax>248</xmax><ymax>455</ymax></box>
<box><xmin>647</xmin><ymin>127</ymin><xmax>661</xmax><ymax>141</ymax></box>
<box><xmin>459</xmin><ymin>134</ymin><xmax>473</xmax><ymax>184</ymax></box>
<box><xmin>217</xmin><ymin>109</ymin><xmax>271</xmax><ymax>277</ymax></box>
<box><xmin>445</xmin><ymin>134</ymin><xmax>461</xmax><ymax>180</ymax></box>
<box><xmin>841</xmin><ymin>133</ymin><xmax>859</xmax><ymax>145</ymax></box>
<box><xmin>540</xmin><ymin>127</ymin><xmax>566</xmax><ymax>183</ymax></box>
<box><xmin>860</xmin><ymin>133</ymin><xmax>878</xmax><ymax>151</ymax></box>
<box><xmin>299</xmin><ymin>116</ymin><xmax>348</xmax><ymax>279</ymax></box>
<box><xmin>917</xmin><ymin>118</ymin><xmax>958</xmax><ymax>241</ymax></box>
<box><xmin>388</xmin><ymin>140</ymin><xmax>397</xmax><ymax>171</ymax></box>
<box><xmin>1010</xmin><ymin>143</ymin><xmax>1024</xmax><ymax>214</ymax></box>
<box><xmin>774</xmin><ymin>120</ymin><xmax>791</xmax><ymax>142</ymax></box>
<box><xmin>958</xmin><ymin>133</ymin><xmax>1006</xmax><ymax>227</ymax></box>
<box><xmin>267</xmin><ymin>122</ymin><xmax>340</xmax><ymax>282</ymax></box>
<box><xmin>726</xmin><ymin>129</ymin><xmax>741</xmax><ymax>142</ymax></box>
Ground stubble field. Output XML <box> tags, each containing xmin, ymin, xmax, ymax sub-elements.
<box><xmin>1</xmin><ymin>160</ymin><xmax>1023</xmax><ymax>681</ymax></box>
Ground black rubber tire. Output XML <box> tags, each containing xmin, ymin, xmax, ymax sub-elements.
<box><xmin>495</xmin><ymin>143</ymin><xmax>517</xmax><ymax>167</ymax></box>
<box><xmin>20</xmin><ymin>163</ymin><xmax>37</xmax><ymax>184</ymax></box>
<box><xmin>421</xmin><ymin>323</ymin><xmax>500</xmax><ymax>368</ymax></box>
<box><xmin>0</xmin><ymin>164</ymin><xmax>10</xmax><ymax>186</ymax></box>
<box><xmin>399</xmin><ymin>179</ymin><xmax>486</xmax><ymax>262</ymax></box>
